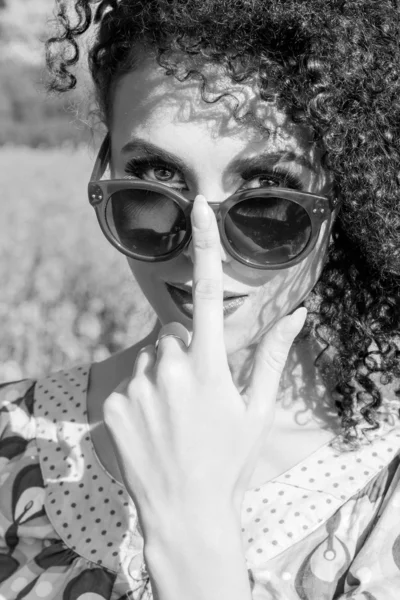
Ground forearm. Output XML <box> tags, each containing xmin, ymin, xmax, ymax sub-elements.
<box><xmin>142</xmin><ymin>506</ymin><xmax>253</xmax><ymax>600</ymax></box>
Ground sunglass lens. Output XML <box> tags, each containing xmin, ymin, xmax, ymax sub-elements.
<box><xmin>225</xmin><ymin>197</ymin><xmax>311</xmax><ymax>265</ymax></box>
<box><xmin>106</xmin><ymin>189</ymin><xmax>187</xmax><ymax>256</ymax></box>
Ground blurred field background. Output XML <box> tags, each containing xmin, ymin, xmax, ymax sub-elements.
<box><xmin>0</xmin><ymin>0</ymin><xmax>157</xmax><ymax>382</ymax></box>
<box><xmin>0</xmin><ymin>0</ymin><xmax>92</xmax><ymax>148</ymax></box>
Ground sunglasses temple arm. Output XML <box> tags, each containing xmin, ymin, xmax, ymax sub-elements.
<box><xmin>90</xmin><ymin>132</ymin><xmax>111</xmax><ymax>182</ymax></box>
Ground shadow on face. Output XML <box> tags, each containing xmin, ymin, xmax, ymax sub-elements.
<box><xmin>108</xmin><ymin>51</ymin><xmax>336</xmax><ymax>358</ymax></box>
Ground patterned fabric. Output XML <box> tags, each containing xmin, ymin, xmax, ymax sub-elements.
<box><xmin>0</xmin><ymin>363</ymin><xmax>400</xmax><ymax>599</ymax></box>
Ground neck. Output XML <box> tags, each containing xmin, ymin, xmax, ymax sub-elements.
<box><xmin>226</xmin><ymin>329</ymin><xmax>338</xmax><ymax>429</ymax></box>
<box><xmin>109</xmin><ymin>316</ymin><xmax>337</xmax><ymax>418</ymax></box>
<box><xmin>90</xmin><ymin>317</ymin><xmax>339</xmax><ymax>437</ymax></box>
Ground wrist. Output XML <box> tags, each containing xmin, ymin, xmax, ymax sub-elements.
<box><xmin>143</xmin><ymin>511</ymin><xmax>251</xmax><ymax>600</ymax></box>
<box><xmin>144</xmin><ymin>503</ymin><xmax>241</xmax><ymax>553</ymax></box>
<box><xmin>140</xmin><ymin>495</ymin><xmax>243</xmax><ymax>546</ymax></box>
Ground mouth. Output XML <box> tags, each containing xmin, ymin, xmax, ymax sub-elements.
<box><xmin>165</xmin><ymin>282</ymin><xmax>248</xmax><ymax>319</ymax></box>
<box><xmin>166</xmin><ymin>281</ymin><xmax>248</xmax><ymax>300</ymax></box>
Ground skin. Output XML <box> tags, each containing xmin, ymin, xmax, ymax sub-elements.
<box><xmin>110</xmin><ymin>54</ymin><xmax>335</xmax><ymax>386</ymax></box>
<box><xmin>88</xmin><ymin>52</ymin><xmax>342</xmax><ymax>489</ymax></box>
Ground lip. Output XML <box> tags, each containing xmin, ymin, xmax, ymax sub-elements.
<box><xmin>166</xmin><ymin>281</ymin><xmax>248</xmax><ymax>300</ymax></box>
<box><xmin>165</xmin><ymin>282</ymin><xmax>247</xmax><ymax>319</ymax></box>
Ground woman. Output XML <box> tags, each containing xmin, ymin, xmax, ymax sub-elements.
<box><xmin>1</xmin><ymin>1</ymin><xmax>400</xmax><ymax>598</ymax></box>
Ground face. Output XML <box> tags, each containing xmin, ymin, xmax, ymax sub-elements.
<box><xmin>109</xmin><ymin>52</ymin><xmax>335</xmax><ymax>357</ymax></box>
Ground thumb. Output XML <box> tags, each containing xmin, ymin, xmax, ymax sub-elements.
<box><xmin>244</xmin><ymin>306</ymin><xmax>307</xmax><ymax>415</ymax></box>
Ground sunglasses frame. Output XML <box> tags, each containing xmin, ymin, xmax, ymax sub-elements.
<box><xmin>88</xmin><ymin>133</ymin><xmax>340</xmax><ymax>270</ymax></box>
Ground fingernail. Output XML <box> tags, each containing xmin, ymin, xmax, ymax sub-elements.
<box><xmin>192</xmin><ymin>195</ymin><xmax>212</xmax><ymax>228</ymax></box>
<box><xmin>288</xmin><ymin>306</ymin><xmax>307</xmax><ymax>333</ymax></box>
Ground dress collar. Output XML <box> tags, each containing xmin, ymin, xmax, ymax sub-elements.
<box><xmin>34</xmin><ymin>363</ymin><xmax>400</xmax><ymax>575</ymax></box>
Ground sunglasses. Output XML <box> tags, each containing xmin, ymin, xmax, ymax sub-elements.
<box><xmin>88</xmin><ymin>134</ymin><xmax>339</xmax><ymax>270</ymax></box>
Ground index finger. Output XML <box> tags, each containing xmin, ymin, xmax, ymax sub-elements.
<box><xmin>190</xmin><ymin>195</ymin><xmax>225</xmax><ymax>359</ymax></box>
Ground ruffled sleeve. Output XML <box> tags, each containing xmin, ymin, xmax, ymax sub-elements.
<box><xmin>0</xmin><ymin>374</ymin><xmax>150</xmax><ymax>600</ymax></box>
<box><xmin>0</xmin><ymin>378</ymin><xmax>36</xmax><ymax>446</ymax></box>
<box><xmin>0</xmin><ymin>378</ymin><xmax>47</xmax><ymax>585</ymax></box>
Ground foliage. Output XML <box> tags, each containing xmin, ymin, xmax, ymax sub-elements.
<box><xmin>0</xmin><ymin>146</ymin><xmax>157</xmax><ymax>382</ymax></box>
<box><xmin>0</xmin><ymin>61</ymin><xmax>90</xmax><ymax>148</ymax></box>
<box><xmin>0</xmin><ymin>0</ymin><xmax>91</xmax><ymax>147</ymax></box>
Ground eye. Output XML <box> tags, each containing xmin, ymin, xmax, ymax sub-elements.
<box><xmin>241</xmin><ymin>168</ymin><xmax>303</xmax><ymax>191</ymax></box>
<box><xmin>152</xmin><ymin>167</ymin><xmax>178</xmax><ymax>182</ymax></box>
<box><xmin>241</xmin><ymin>174</ymin><xmax>282</xmax><ymax>190</ymax></box>
<box><xmin>243</xmin><ymin>175</ymin><xmax>281</xmax><ymax>189</ymax></box>
<box><xmin>124</xmin><ymin>159</ymin><xmax>186</xmax><ymax>189</ymax></box>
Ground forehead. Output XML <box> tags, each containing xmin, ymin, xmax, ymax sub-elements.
<box><xmin>111</xmin><ymin>53</ymin><xmax>316</xmax><ymax>157</ymax></box>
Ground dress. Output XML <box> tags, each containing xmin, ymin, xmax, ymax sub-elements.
<box><xmin>0</xmin><ymin>363</ymin><xmax>400</xmax><ymax>600</ymax></box>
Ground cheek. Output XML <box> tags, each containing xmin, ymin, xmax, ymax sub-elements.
<box><xmin>286</xmin><ymin>221</ymin><xmax>331</xmax><ymax>303</ymax></box>
<box><xmin>126</xmin><ymin>259</ymin><xmax>179</xmax><ymax>309</ymax></box>
<box><xmin>126</xmin><ymin>259</ymin><xmax>158</xmax><ymax>294</ymax></box>
<box><xmin>254</xmin><ymin>220</ymin><xmax>331</xmax><ymax>318</ymax></box>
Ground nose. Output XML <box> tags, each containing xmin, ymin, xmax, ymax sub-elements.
<box><xmin>181</xmin><ymin>201</ymin><xmax>231</xmax><ymax>263</ymax></box>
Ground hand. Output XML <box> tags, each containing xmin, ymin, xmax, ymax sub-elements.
<box><xmin>103</xmin><ymin>194</ymin><xmax>307</xmax><ymax>531</ymax></box>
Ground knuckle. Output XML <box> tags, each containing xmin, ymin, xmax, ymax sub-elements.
<box><xmin>127</xmin><ymin>375</ymin><xmax>152</xmax><ymax>401</ymax></box>
<box><xmin>193</xmin><ymin>232</ymin><xmax>216</xmax><ymax>251</ymax></box>
<box><xmin>194</xmin><ymin>278</ymin><xmax>222</xmax><ymax>300</ymax></box>
<box><xmin>260</xmin><ymin>348</ymin><xmax>289</xmax><ymax>374</ymax></box>
<box><xmin>127</xmin><ymin>378</ymin><xmax>138</xmax><ymax>398</ymax></box>
<box><xmin>275</xmin><ymin>318</ymin><xmax>298</xmax><ymax>345</ymax></box>
<box><xmin>103</xmin><ymin>393</ymin><xmax>124</xmax><ymax>424</ymax></box>
<box><xmin>156</xmin><ymin>356</ymin><xmax>182</xmax><ymax>381</ymax></box>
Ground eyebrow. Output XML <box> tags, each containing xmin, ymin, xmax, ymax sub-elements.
<box><xmin>120</xmin><ymin>137</ymin><xmax>317</xmax><ymax>174</ymax></box>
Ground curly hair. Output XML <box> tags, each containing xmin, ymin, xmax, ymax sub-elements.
<box><xmin>46</xmin><ymin>0</ymin><xmax>400</xmax><ymax>447</ymax></box>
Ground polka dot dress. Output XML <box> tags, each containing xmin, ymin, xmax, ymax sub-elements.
<box><xmin>34</xmin><ymin>365</ymin><xmax>148</xmax><ymax>584</ymax></box>
<box><xmin>1</xmin><ymin>364</ymin><xmax>400</xmax><ymax>600</ymax></box>
<box><xmin>240</xmin><ymin>423</ymin><xmax>400</xmax><ymax>566</ymax></box>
